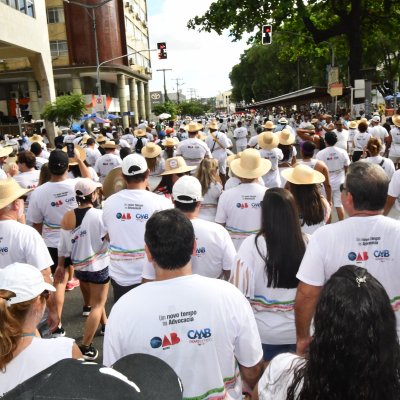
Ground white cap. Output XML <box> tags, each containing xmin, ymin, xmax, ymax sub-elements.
<box><xmin>0</xmin><ymin>263</ymin><xmax>55</xmax><ymax>305</ymax></box>
<box><xmin>122</xmin><ymin>154</ymin><xmax>148</xmax><ymax>176</ymax></box>
<box><xmin>372</xmin><ymin>115</ymin><xmax>380</xmax><ymax>122</ymax></box>
<box><xmin>172</xmin><ymin>176</ymin><xmax>203</xmax><ymax>203</ymax></box>
<box><xmin>75</xmin><ymin>178</ymin><xmax>102</xmax><ymax>197</ymax></box>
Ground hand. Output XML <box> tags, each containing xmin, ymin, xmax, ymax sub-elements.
<box><xmin>296</xmin><ymin>336</ymin><xmax>312</xmax><ymax>356</ymax></box>
<box><xmin>73</xmin><ymin>148</ymin><xmax>81</xmax><ymax>160</ymax></box>
<box><xmin>53</xmin><ymin>265</ymin><xmax>66</xmax><ymax>285</ymax></box>
<box><xmin>7</xmin><ymin>163</ymin><xmax>19</xmax><ymax>177</ymax></box>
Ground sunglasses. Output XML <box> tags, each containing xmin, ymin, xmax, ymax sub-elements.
<box><xmin>340</xmin><ymin>183</ymin><xmax>347</xmax><ymax>193</ymax></box>
<box><xmin>40</xmin><ymin>290</ymin><xmax>50</xmax><ymax>300</ymax></box>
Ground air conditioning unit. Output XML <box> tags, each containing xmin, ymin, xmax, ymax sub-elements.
<box><xmin>124</xmin><ymin>1</ymin><xmax>129</xmax><ymax>7</ymax></box>
<box><xmin>10</xmin><ymin>91</ymin><xmax>19</xmax><ymax>99</ymax></box>
<box><xmin>129</xmin><ymin>58</ymin><xmax>134</xmax><ymax>65</ymax></box>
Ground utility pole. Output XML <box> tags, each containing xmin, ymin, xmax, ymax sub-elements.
<box><xmin>156</xmin><ymin>68</ymin><xmax>172</xmax><ymax>102</ymax></box>
<box><xmin>187</xmin><ymin>88</ymin><xmax>197</xmax><ymax>102</ymax></box>
<box><xmin>172</xmin><ymin>78</ymin><xmax>184</xmax><ymax>104</ymax></box>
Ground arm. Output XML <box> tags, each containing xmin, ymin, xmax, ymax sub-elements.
<box><xmin>41</xmin><ymin>267</ymin><xmax>60</xmax><ymax>331</ymax></box>
<box><xmin>296</xmin><ymin>128</ymin><xmax>315</xmax><ymax>141</ymax></box>
<box><xmin>295</xmin><ymin>281</ymin><xmax>322</xmax><ymax>356</ymax></box>
<box><xmin>317</xmin><ymin>162</ymin><xmax>332</xmax><ymax>203</ymax></box>
<box><xmin>239</xmin><ymin>359</ymin><xmax>264</xmax><ymax>390</ymax></box>
<box><xmin>75</xmin><ymin>149</ymin><xmax>90</xmax><ymax>178</ymax></box>
<box><xmin>33</xmin><ymin>223</ymin><xmax>43</xmax><ymax>235</ymax></box>
<box><xmin>384</xmin><ymin>195</ymin><xmax>396</xmax><ymax>216</ymax></box>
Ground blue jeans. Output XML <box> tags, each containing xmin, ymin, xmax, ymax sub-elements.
<box><xmin>262</xmin><ymin>343</ymin><xmax>296</xmax><ymax>361</ymax></box>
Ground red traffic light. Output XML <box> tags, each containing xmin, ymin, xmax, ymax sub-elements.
<box><xmin>157</xmin><ymin>42</ymin><xmax>167</xmax><ymax>50</ymax></box>
<box><xmin>262</xmin><ymin>25</ymin><xmax>272</xmax><ymax>45</ymax></box>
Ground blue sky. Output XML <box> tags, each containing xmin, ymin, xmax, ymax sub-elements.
<box><xmin>147</xmin><ymin>0</ymin><xmax>249</xmax><ymax>99</ymax></box>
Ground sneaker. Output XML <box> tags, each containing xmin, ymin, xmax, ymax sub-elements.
<box><xmin>51</xmin><ymin>325</ymin><xmax>66</xmax><ymax>338</ymax></box>
<box><xmin>79</xmin><ymin>344</ymin><xmax>99</xmax><ymax>361</ymax></box>
<box><xmin>82</xmin><ymin>306</ymin><xmax>91</xmax><ymax>317</ymax></box>
<box><xmin>65</xmin><ymin>277</ymin><xmax>80</xmax><ymax>291</ymax></box>
<box><xmin>100</xmin><ymin>324</ymin><xmax>106</xmax><ymax>336</ymax></box>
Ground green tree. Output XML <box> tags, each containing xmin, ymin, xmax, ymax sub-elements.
<box><xmin>152</xmin><ymin>102</ymin><xmax>178</xmax><ymax>119</ymax></box>
<box><xmin>188</xmin><ymin>0</ymin><xmax>400</xmax><ymax>85</ymax></box>
<box><xmin>178</xmin><ymin>101</ymin><xmax>209</xmax><ymax>117</ymax></box>
<box><xmin>42</xmin><ymin>94</ymin><xmax>86</xmax><ymax>126</ymax></box>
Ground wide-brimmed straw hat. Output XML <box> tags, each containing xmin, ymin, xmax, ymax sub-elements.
<box><xmin>227</xmin><ymin>152</ymin><xmax>241</xmax><ymax>166</ymax></box>
<box><xmin>101</xmin><ymin>140</ymin><xmax>118</xmax><ymax>149</ymax></box>
<box><xmin>141</xmin><ymin>142</ymin><xmax>161</xmax><ymax>158</ymax></box>
<box><xmin>230</xmin><ymin>148</ymin><xmax>271</xmax><ymax>179</ymax></box>
<box><xmin>258</xmin><ymin>131</ymin><xmax>279</xmax><ymax>150</ymax></box>
<box><xmin>81</xmin><ymin>134</ymin><xmax>91</xmax><ymax>144</ymax></box>
<box><xmin>0</xmin><ymin>178</ymin><xmax>32</xmax><ymax>209</ymax></box>
<box><xmin>162</xmin><ymin>137</ymin><xmax>179</xmax><ymax>147</ymax></box>
<box><xmin>134</xmin><ymin>129</ymin><xmax>147</xmax><ymax>137</ymax></box>
<box><xmin>208</xmin><ymin>121</ymin><xmax>219</xmax><ymax>130</ymax></box>
<box><xmin>393</xmin><ymin>115</ymin><xmax>400</xmax><ymax>128</ymax></box>
<box><xmin>160</xmin><ymin>156</ymin><xmax>196</xmax><ymax>176</ymax></box>
<box><xmin>96</xmin><ymin>134</ymin><xmax>107</xmax><ymax>143</ymax></box>
<box><xmin>0</xmin><ymin>146</ymin><xmax>13</xmax><ymax>158</ymax></box>
<box><xmin>278</xmin><ymin>129</ymin><xmax>295</xmax><ymax>145</ymax></box>
<box><xmin>282</xmin><ymin>164</ymin><xmax>325</xmax><ymax>185</ymax></box>
<box><xmin>184</xmin><ymin>122</ymin><xmax>203</xmax><ymax>133</ymax></box>
<box><xmin>29</xmin><ymin>134</ymin><xmax>43</xmax><ymax>143</ymax></box>
<box><xmin>348</xmin><ymin>121</ymin><xmax>358</xmax><ymax>129</ymax></box>
<box><xmin>278</xmin><ymin>117</ymin><xmax>288</xmax><ymax>125</ymax></box>
<box><xmin>102</xmin><ymin>167</ymin><xmax>126</xmax><ymax>199</ymax></box>
<box><xmin>62</xmin><ymin>145</ymin><xmax>86</xmax><ymax>165</ymax></box>
<box><xmin>263</xmin><ymin>121</ymin><xmax>276</xmax><ymax>130</ymax></box>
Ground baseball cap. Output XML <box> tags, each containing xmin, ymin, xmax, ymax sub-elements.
<box><xmin>372</xmin><ymin>115</ymin><xmax>380</xmax><ymax>122</ymax></box>
<box><xmin>122</xmin><ymin>154</ymin><xmax>148</xmax><ymax>176</ymax></box>
<box><xmin>75</xmin><ymin>178</ymin><xmax>102</xmax><ymax>197</ymax></box>
<box><xmin>0</xmin><ymin>263</ymin><xmax>55</xmax><ymax>305</ymax></box>
<box><xmin>48</xmin><ymin>149</ymin><xmax>69</xmax><ymax>173</ymax></box>
<box><xmin>172</xmin><ymin>176</ymin><xmax>203</xmax><ymax>203</ymax></box>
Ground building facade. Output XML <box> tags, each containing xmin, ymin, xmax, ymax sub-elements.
<box><xmin>0</xmin><ymin>0</ymin><xmax>152</xmax><ymax>130</ymax></box>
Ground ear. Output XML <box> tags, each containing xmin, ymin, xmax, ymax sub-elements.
<box><xmin>145</xmin><ymin>244</ymin><xmax>153</xmax><ymax>263</ymax></box>
<box><xmin>192</xmin><ymin>239</ymin><xmax>197</xmax><ymax>256</ymax></box>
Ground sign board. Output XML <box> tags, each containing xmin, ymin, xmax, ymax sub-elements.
<box><xmin>95</xmin><ymin>95</ymin><xmax>106</xmax><ymax>112</ymax></box>
<box><xmin>329</xmin><ymin>83</ymin><xmax>343</xmax><ymax>97</ymax></box>
<box><xmin>327</xmin><ymin>67</ymin><xmax>339</xmax><ymax>86</ymax></box>
<box><xmin>123</xmin><ymin>111</ymin><xmax>135</xmax><ymax>116</ymax></box>
<box><xmin>354</xmin><ymin>79</ymin><xmax>365</xmax><ymax>99</ymax></box>
<box><xmin>150</xmin><ymin>91</ymin><xmax>163</xmax><ymax>105</ymax></box>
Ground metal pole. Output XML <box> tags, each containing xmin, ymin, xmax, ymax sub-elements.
<box><xmin>350</xmin><ymin>87</ymin><xmax>354</xmax><ymax>118</ymax></box>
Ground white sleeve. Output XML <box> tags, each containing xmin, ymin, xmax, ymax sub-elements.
<box><xmin>221</xmin><ymin>229</ymin><xmax>236</xmax><ymax>271</ymax></box>
<box><xmin>388</xmin><ymin>171</ymin><xmax>400</xmax><ymax>197</ymax></box>
<box><xmin>58</xmin><ymin>229</ymin><xmax>72</xmax><ymax>258</ymax></box>
<box><xmin>103</xmin><ymin>306</ymin><xmax>123</xmax><ymax>366</ymax></box>
<box><xmin>276</xmin><ymin>148</ymin><xmax>284</xmax><ymax>161</ymax></box>
<box><xmin>26</xmin><ymin>190</ymin><xmax>43</xmax><ymax>224</ymax></box>
<box><xmin>215</xmin><ymin>193</ymin><xmax>227</xmax><ymax>224</ymax></box>
<box><xmin>23</xmin><ymin>228</ymin><xmax>53</xmax><ymax>271</ymax></box>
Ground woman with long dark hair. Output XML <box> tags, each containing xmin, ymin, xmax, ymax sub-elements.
<box><xmin>230</xmin><ymin>188</ymin><xmax>306</xmax><ymax>361</ymax></box>
<box><xmin>255</xmin><ymin>265</ymin><xmax>400</xmax><ymax>399</ymax></box>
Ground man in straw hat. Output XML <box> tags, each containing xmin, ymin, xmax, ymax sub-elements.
<box><xmin>176</xmin><ymin>121</ymin><xmax>211</xmax><ymax>170</ymax></box>
<box><xmin>94</xmin><ymin>141</ymin><xmax>122</xmax><ymax>183</ymax></box>
<box><xmin>0</xmin><ymin>179</ymin><xmax>58</xmax><ymax>329</ymax></box>
<box><xmin>102</xmin><ymin>154</ymin><xmax>172</xmax><ymax>303</ymax></box>
<box><xmin>104</xmin><ymin>208</ymin><xmax>264</xmax><ymax>399</ymax></box>
<box><xmin>248</xmin><ymin>120</ymin><xmax>276</xmax><ymax>149</ymax></box>
<box><xmin>216</xmin><ymin>148</ymin><xmax>271</xmax><ymax>250</ymax></box>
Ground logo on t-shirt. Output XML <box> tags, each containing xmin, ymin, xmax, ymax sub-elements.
<box><xmin>348</xmin><ymin>251</ymin><xmax>368</xmax><ymax>262</ymax></box>
<box><xmin>116</xmin><ymin>212</ymin><xmax>131</xmax><ymax>220</ymax></box>
<box><xmin>187</xmin><ymin>328</ymin><xmax>212</xmax><ymax>345</ymax></box>
<box><xmin>71</xmin><ymin>230</ymin><xmax>87</xmax><ymax>244</ymax></box>
<box><xmin>51</xmin><ymin>200</ymin><xmax>63</xmax><ymax>207</ymax></box>
<box><xmin>236</xmin><ymin>202</ymin><xmax>248</xmax><ymax>209</ymax></box>
<box><xmin>0</xmin><ymin>246</ymin><xmax>8</xmax><ymax>253</ymax></box>
<box><xmin>150</xmin><ymin>332</ymin><xmax>180</xmax><ymax>349</ymax></box>
<box><xmin>136</xmin><ymin>213</ymin><xmax>149</xmax><ymax>221</ymax></box>
<box><xmin>196</xmin><ymin>246</ymin><xmax>206</xmax><ymax>255</ymax></box>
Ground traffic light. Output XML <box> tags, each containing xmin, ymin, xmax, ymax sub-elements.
<box><xmin>262</xmin><ymin>25</ymin><xmax>272</xmax><ymax>45</ymax></box>
<box><xmin>157</xmin><ymin>42</ymin><xmax>167</xmax><ymax>59</ymax></box>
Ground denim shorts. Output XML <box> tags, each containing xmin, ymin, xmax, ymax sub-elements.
<box><xmin>75</xmin><ymin>267</ymin><xmax>110</xmax><ymax>284</ymax></box>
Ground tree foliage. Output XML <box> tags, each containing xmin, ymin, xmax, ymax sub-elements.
<box><xmin>152</xmin><ymin>102</ymin><xmax>178</xmax><ymax>119</ymax></box>
<box><xmin>179</xmin><ymin>101</ymin><xmax>209</xmax><ymax>117</ymax></box>
<box><xmin>42</xmin><ymin>94</ymin><xmax>86</xmax><ymax>126</ymax></box>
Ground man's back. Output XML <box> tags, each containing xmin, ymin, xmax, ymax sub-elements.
<box><xmin>103</xmin><ymin>274</ymin><xmax>262</xmax><ymax>399</ymax></box>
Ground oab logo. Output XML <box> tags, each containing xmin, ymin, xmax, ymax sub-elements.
<box><xmin>51</xmin><ymin>200</ymin><xmax>63</xmax><ymax>207</ymax></box>
<box><xmin>236</xmin><ymin>202</ymin><xmax>248</xmax><ymax>209</ymax></box>
<box><xmin>150</xmin><ymin>332</ymin><xmax>180</xmax><ymax>349</ymax></box>
<box><xmin>348</xmin><ymin>251</ymin><xmax>368</xmax><ymax>262</ymax></box>
<box><xmin>116</xmin><ymin>212</ymin><xmax>131</xmax><ymax>220</ymax></box>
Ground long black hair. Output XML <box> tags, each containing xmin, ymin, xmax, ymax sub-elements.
<box><xmin>289</xmin><ymin>183</ymin><xmax>325</xmax><ymax>226</ymax></box>
<box><xmin>255</xmin><ymin>188</ymin><xmax>305</xmax><ymax>289</ymax></box>
<box><xmin>287</xmin><ymin>265</ymin><xmax>400</xmax><ymax>399</ymax></box>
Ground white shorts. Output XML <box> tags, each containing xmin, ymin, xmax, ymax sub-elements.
<box><xmin>332</xmin><ymin>189</ymin><xmax>342</xmax><ymax>208</ymax></box>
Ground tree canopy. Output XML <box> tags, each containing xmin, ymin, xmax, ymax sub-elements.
<box><xmin>42</xmin><ymin>94</ymin><xmax>86</xmax><ymax>126</ymax></box>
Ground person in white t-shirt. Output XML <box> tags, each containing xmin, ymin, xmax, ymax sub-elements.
<box><xmin>389</xmin><ymin>115</ymin><xmax>400</xmax><ymax>168</ymax></box>
<box><xmin>316</xmin><ymin>132</ymin><xmax>350</xmax><ymax>221</ymax></box>
<box><xmin>104</xmin><ymin>209</ymin><xmax>264</xmax><ymax>399</ymax></box>
<box><xmin>102</xmin><ymin>154</ymin><xmax>173</xmax><ymax>302</ymax></box>
<box><xmin>384</xmin><ymin>168</ymin><xmax>400</xmax><ymax>216</ymax></box>
<box><xmin>216</xmin><ymin>149</ymin><xmax>271</xmax><ymax>250</ymax></box>
<box><xmin>346</xmin><ymin>120</ymin><xmax>359</xmax><ymax>159</ymax></box>
<box><xmin>0</xmin><ymin>263</ymin><xmax>81</xmax><ymax>396</ymax></box>
<box><xmin>362</xmin><ymin>137</ymin><xmax>395</xmax><ymax>180</ymax></box>
<box><xmin>332</xmin><ymin>120</ymin><xmax>349</xmax><ymax>152</ymax></box>
<box><xmin>295</xmin><ymin>162</ymin><xmax>400</xmax><ymax>356</ymax></box>
<box><xmin>233</xmin><ymin>120</ymin><xmax>248</xmax><ymax>152</ymax></box>
<box><xmin>255</xmin><ymin>265</ymin><xmax>400</xmax><ymax>400</ymax></box>
<box><xmin>84</xmin><ymin>138</ymin><xmax>102</xmax><ymax>167</ymax></box>
<box><xmin>30</xmin><ymin>142</ymin><xmax>49</xmax><ymax>169</ymax></box>
<box><xmin>0</xmin><ymin>146</ymin><xmax>13</xmax><ymax>180</ymax></box>
<box><xmin>94</xmin><ymin>141</ymin><xmax>122</xmax><ymax>183</ymax></box>
<box><xmin>369</xmin><ymin>115</ymin><xmax>389</xmax><ymax>155</ymax></box>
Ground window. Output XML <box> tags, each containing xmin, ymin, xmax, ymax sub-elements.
<box><xmin>26</xmin><ymin>0</ymin><xmax>34</xmax><ymax>16</ymax></box>
<box><xmin>50</xmin><ymin>40</ymin><xmax>68</xmax><ymax>57</ymax></box>
<box><xmin>47</xmin><ymin>7</ymin><xmax>64</xmax><ymax>23</ymax></box>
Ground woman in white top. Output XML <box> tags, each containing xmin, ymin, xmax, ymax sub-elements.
<box><xmin>230</xmin><ymin>188</ymin><xmax>306</xmax><ymax>361</ymax></box>
<box><xmin>362</xmin><ymin>137</ymin><xmax>395</xmax><ymax>180</ymax></box>
<box><xmin>254</xmin><ymin>265</ymin><xmax>400</xmax><ymax>400</ymax></box>
<box><xmin>0</xmin><ymin>263</ymin><xmax>81</xmax><ymax>396</ymax></box>
<box><xmin>195</xmin><ymin>158</ymin><xmax>223</xmax><ymax>222</ymax></box>
<box><xmin>352</xmin><ymin>120</ymin><xmax>371</xmax><ymax>162</ymax></box>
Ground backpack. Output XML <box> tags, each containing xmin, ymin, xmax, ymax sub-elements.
<box><xmin>135</xmin><ymin>137</ymin><xmax>144</xmax><ymax>154</ymax></box>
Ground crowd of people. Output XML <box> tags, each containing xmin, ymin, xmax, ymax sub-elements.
<box><xmin>1</xmin><ymin>110</ymin><xmax>400</xmax><ymax>399</ymax></box>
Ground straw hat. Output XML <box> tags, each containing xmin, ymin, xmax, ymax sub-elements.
<box><xmin>160</xmin><ymin>156</ymin><xmax>196</xmax><ymax>176</ymax></box>
<box><xmin>278</xmin><ymin>117</ymin><xmax>288</xmax><ymax>125</ymax></box>
<box><xmin>208</xmin><ymin>121</ymin><xmax>219</xmax><ymax>130</ymax></box>
<box><xmin>348</xmin><ymin>121</ymin><xmax>358</xmax><ymax>129</ymax></box>
<box><xmin>278</xmin><ymin>129</ymin><xmax>295</xmax><ymax>145</ymax></box>
<box><xmin>281</xmin><ymin>164</ymin><xmax>325</xmax><ymax>185</ymax></box>
<box><xmin>359</xmin><ymin>117</ymin><xmax>368</xmax><ymax>124</ymax></box>
<box><xmin>101</xmin><ymin>140</ymin><xmax>118</xmax><ymax>149</ymax></box>
<box><xmin>262</xmin><ymin>121</ymin><xmax>276</xmax><ymax>130</ymax></box>
<box><xmin>141</xmin><ymin>142</ymin><xmax>162</xmax><ymax>158</ymax></box>
<box><xmin>134</xmin><ymin>129</ymin><xmax>147</xmax><ymax>137</ymax></box>
<box><xmin>230</xmin><ymin>148</ymin><xmax>271</xmax><ymax>179</ymax></box>
<box><xmin>162</xmin><ymin>137</ymin><xmax>179</xmax><ymax>147</ymax></box>
<box><xmin>62</xmin><ymin>145</ymin><xmax>86</xmax><ymax>165</ymax></box>
<box><xmin>29</xmin><ymin>134</ymin><xmax>43</xmax><ymax>143</ymax></box>
<box><xmin>81</xmin><ymin>134</ymin><xmax>91</xmax><ymax>144</ymax></box>
<box><xmin>0</xmin><ymin>146</ymin><xmax>13</xmax><ymax>158</ymax></box>
<box><xmin>227</xmin><ymin>152</ymin><xmax>241</xmax><ymax>166</ymax></box>
<box><xmin>96</xmin><ymin>134</ymin><xmax>107</xmax><ymax>143</ymax></box>
<box><xmin>0</xmin><ymin>178</ymin><xmax>32</xmax><ymax>209</ymax></box>
<box><xmin>184</xmin><ymin>122</ymin><xmax>203</xmax><ymax>133</ymax></box>
<box><xmin>257</xmin><ymin>131</ymin><xmax>279</xmax><ymax>150</ymax></box>
<box><xmin>393</xmin><ymin>115</ymin><xmax>400</xmax><ymax>128</ymax></box>
<box><xmin>102</xmin><ymin>167</ymin><xmax>126</xmax><ymax>199</ymax></box>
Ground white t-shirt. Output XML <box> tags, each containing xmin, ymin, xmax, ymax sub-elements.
<box><xmin>363</xmin><ymin>156</ymin><xmax>395</xmax><ymax>180</ymax></box>
<box><xmin>121</xmin><ymin>133</ymin><xmax>135</xmax><ymax>146</ymax></box>
<box><xmin>142</xmin><ymin>217</ymin><xmax>236</xmax><ymax>280</ymax></box>
<box><xmin>225</xmin><ymin>176</ymin><xmax>265</xmax><ymax>191</ymax></box>
<box><xmin>389</xmin><ymin>127</ymin><xmax>400</xmax><ymax>157</ymax></box>
<box><xmin>388</xmin><ymin>170</ymin><xmax>400</xmax><ymax>212</ymax></box>
<box><xmin>0</xmin><ymin>337</ymin><xmax>74</xmax><ymax>396</ymax></box>
<box><xmin>102</xmin><ymin>189</ymin><xmax>173</xmax><ymax>285</ymax></box>
<box><xmin>0</xmin><ymin>169</ymin><xmax>7</xmax><ymax>180</ymax></box>
<box><xmin>58</xmin><ymin>208</ymin><xmax>109</xmax><ymax>272</ymax></box>
<box><xmin>27</xmin><ymin>179</ymin><xmax>78</xmax><ymax>248</ymax></box>
<box><xmin>258</xmin><ymin>353</ymin><xmax>304</xmax><ymax>400</ymax></box>
<box><xmin>85</xmin><ymin>147</ymin><xmax>102</xmax><ymax>167</ymax></box>
<box><xmin>176</xmin><ymin>138</ymin><xmax>212</xmax><ymax>167</ymax></box>
<box><xmin>14</xmin><ymin>169</ymin><xmax>40</xmax><ymax>219</ymax></box>
<box><xmin>353</xmin><ymin>131</ymin><xmax>372</xmax><ymax>151</ymax></box>
<box><xmin>297</xmin><ymin>215</ymin><xmax>400</xmax><ymax>335</ymax></box>
<box><xmin>205</xmin><ymin>131</ymin><xmax>229</xmax><ymax>160</ymax></box>
<box><xmin>35</xmin><ymin>156</ymin><xmax>48</xmax><ymax>169</ymax></box>
<box><xmin>215</xmin><ymin>183</ymin><xmax>267</xmax><ymax>250</ymax></box>
<box><xmin>333</xmin><ymin>129</ymin><xmax>349</xmax><ymax>151</ymax></box>
<box><xmin>369</xmin><ymin>125</ymin><xmax>389</xmax><ymax>153</ymax></box>
<box><xmin>231</xmin><ymin>235</ymin><xmax>298</xmax><ymax>344</ymax></box>
<box><xmin>0</xmin><ymin>220</ymin><xmax>53</xmax><ymax>270</ymax></box>
<box><xmin>259</xmin><ymin>148</ymin><xmax>283</xmax><ymax>188</ymax></box>
<box><xmin>94</xmin><ymin>153</ymin><xmax>122</xmax><ymax>183</ymax></box>
<box><xmin>103</xmin><ymin>274</ymin><xmax>263</xmax><ymax>399</ymax></box>
<box><xmin>233</xmin><ymin>127</ymin><xmax>248</xmax><ymax>147</ymax></box>
<box><xmin>199</xmin><ymin>181</ymin><xmax>223</xmax><ymax>222</ymax></box>
<box><xmin>248</xmin><ymin>135</ymin><xmax>259</xmax><ymax>148</ymax></box>
<box><xmin>315</xmin><ymin>146</ymin><xmax>350</xmax><ymax>190</ymax></box>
